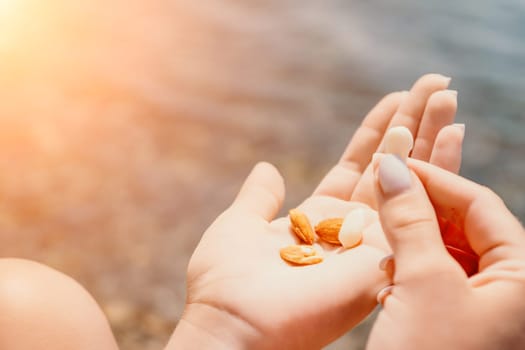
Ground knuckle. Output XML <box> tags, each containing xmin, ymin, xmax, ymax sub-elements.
<box><xmin>338</xmin><ymin>159</ymin><xmax>363</xmax><ymax>174</ymax></box>
<box><xmin>388</xmin><ymin>216</ymin><xmax>436</xmax><ymax>241</ymax></box>
<box><xmin>384</xmin><ymin>205</ymin><xmax>436</xmax><ymax>234</ymax></box>
<box><xmin>399</xmin><ymin>259</ymin><xmax>460</xmax><ymax>283</ymax></box>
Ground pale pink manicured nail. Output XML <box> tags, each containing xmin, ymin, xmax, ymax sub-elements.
<box><xmin>445</xmin><ymin>89</ymin><xmax>458</xmax><ymax>97</ymax></box>
<box><xmin>452</xmin><ymin>123</ymin><xmax>466</xmax><ymax>141</ymax></box>
<box><xmin>376</xmin><ymin>285</ymin><xmax>394</xmax><ymax>306</ymax></box>
<box><xmin>379</xmin><ymin>254</ymin><xmax>395</xmax><ymax>279</ymax></box>
<box><xmin>379</xmin><ymin>254</ymin><xmax>394</xmax><ymax>271</ymax></box>
<box><xmin>453</xmin><ymin>123</ymin><xmax>465</xmax><ymax>132</ymax></box>
<box><xmin>378</xmin><ymin>155</ymin><xmax>412</xmax><ymax>196</ymax></box>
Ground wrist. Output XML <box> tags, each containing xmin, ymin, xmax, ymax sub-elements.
<box><xmin>167</xmin><ymin>302</ymin><xmax>257</xmax><ymax>350</ymax></box>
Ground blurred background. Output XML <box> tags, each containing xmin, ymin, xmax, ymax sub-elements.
<box><xmin>0</xmin><ymin>0</ymin><xmax>523</xmax><ymax>349</ymax></box>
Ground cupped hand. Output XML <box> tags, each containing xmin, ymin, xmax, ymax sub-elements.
<box><xmin>367</xmin><ymin>157</ymin><xmax>525</xmax><ymax>350</ymax></box>
<box><xmin>169</xmin><ymin>74</ymin><xmax>465</xmax><ymax>350</ymax></box>
<box><xmin>171</xmin><ymin>163</ymin><xmax>387</xmax><ymax>349</ymax></box>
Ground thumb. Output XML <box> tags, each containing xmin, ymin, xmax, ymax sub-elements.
<box><xmin>231</xmin><ymin>162</ymin><xmax>285</xmax><ymax>221</ymax></box>
<box><xmin>374</xmin><ymin>155</ymin><xmax>456</xmax><ymax>280</ymax></box>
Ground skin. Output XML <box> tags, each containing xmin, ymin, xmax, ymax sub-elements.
<box><xmin>367</xmin><ymin>157</ymin><xmax>525</xmax><ymax>350</ymax></box>
<box><xmin>0</xmin><ymin>259</ymin><xmax>119</xmax><ymax>350</ymax></box>
<box><xmin>168</xmin><ymin>74</ymin><xmax>464</xmax><ymax>350</ymax></box>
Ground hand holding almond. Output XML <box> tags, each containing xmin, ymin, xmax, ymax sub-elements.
<box><xmin>367</xmin><ymin>157</ymin><xmax>525</xmax><ymax>350</ymax></box>
<box><xmin>169</xmin><ymin>162</ymin><xmax>388</xmax><ymax>350</ymax></box>
<box><xmin>168</xmin><ymin>74</ymin><xmax>465</xmax><ymax>350</ymax></box>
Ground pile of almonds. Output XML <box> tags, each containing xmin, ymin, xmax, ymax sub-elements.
<box><xmin>280</xmin><ymin>126</ymin><xmax>415</xmax><ymax>266</ymax></box>
<box><xmin>279</xmin><ymin>207</ymin><xmax>377</xmax><ymax>265</ymax></box>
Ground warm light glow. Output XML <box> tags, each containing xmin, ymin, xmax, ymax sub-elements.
<box><xmin>0</xmin><ymin>0</ymin><xmax>11</xmax><ymax>11</ymax></box>
<box><xmin>0</xmin><ymin>0</ymin><xmax>16</xmax><ymax>20</ymax></box>
<box><xmin>0</xmin><ymin>0</ymin><xmax>20</xmax><ymax>49</ymax></box>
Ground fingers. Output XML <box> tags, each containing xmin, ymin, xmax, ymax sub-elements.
<box><xmin>313</xmin><ymin>91</ymin><xmax>403</xmax><ymax>200</ymax></box>
<box><xmin>407</xmin><ymin>159</ymin><xmax>525</xmax><ymax>266</ymax></box>
<box><xmin>231</xmin><ymin>162</ymin><xmax>285</xmax><ymax>221</ymax></box>
<box><xmin>373</xmin><ymin>155</ymin><xmax>456</xmax><ymax>280</ymax></box>
<box><xmin>314</xmin><ymin>74</ymin><xmax>451</xmax><ymax>201</ymax></box>
<box><xmin>349</xmin><ymin>164</ymin><xmax>377</xmax><ymax>208</ymax></box>
<box><xmin>387</xmin><ymin>74</ymin><xmax>451</xmax><ymax>137</ymax></box>
<box><xmin>350</xmin><ymin>74</ymin><xmax>453</xmax><ymax>207</ymax></box>
<box><xmin>411</xmin><ymin>90</ymin><xmax>458</xmax><ymax>161</ymax></box>
<box><xmin>429</xmin><ymin>123</ymin><xmax>465</xmax><ymax>173</ymax></box>
<box><xmin>338</xmin><ymin>91</ymin><xmax>405</xmax><ymax>173</ymax></box>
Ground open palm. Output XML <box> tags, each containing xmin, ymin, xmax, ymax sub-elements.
<box><xmin>173</xmin><ymin>74</ymin><xmax>465</xmax><ymax>349</ymax></box>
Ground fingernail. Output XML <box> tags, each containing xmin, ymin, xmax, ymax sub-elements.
<box><xmin>379</xmin><ymin>254</ymin><xmax>395</xmax><ymax>279</ymax></box>
<box><xmin>376</xmin><ymin>285</ymin><xmax>394</xmax><ymax>306</ymax></box>
<box><xmin>445</xmin><ymin>89</ymin><xmax>458</xmax><ymax>97</ymax></box>
<box><xmin>453</xmin><ymin>123</ymin><xmax>465</xmax><ymax>132</ymax></box>
<box><xmin>378</xmin><ymin>155</ymin><xmax>412</xmax><ymax>196</ymax></box>
<box><xmin>379</xmin><ymin>254</ymin><xmax>394</xmax><ymax>271</ymax></box>
<box><xmin>397</xmin><ymin>90</ymin><xmax>410</xmax><ymax>103</ymax></box>
<box><xmin>442</xmin><ymin>75</ymin><xmax>452</xmax><ymax>85</ymax></box>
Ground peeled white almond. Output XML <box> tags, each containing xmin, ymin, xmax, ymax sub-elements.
<box><xmin>362</xmin><ymin>207</ymin><xmax>379</xmax><ymax>226</ymax></box>
<box><xmin>362</xmin><ymin>221</ymin><xmax>390</xmax><ymax>252</ymax></box>
<box><xmin>349</xmin><ymin>204</ymin><xmax>379</xmax><ymax>227</ymax></box>
<box><xmin>339</xmin><ymin>208</ymin><xmax>367</xmax><ymax>248</ymax></box>
<box><xmin>384</xmin><ymin>126</ymin><xmax>414</xmax><ymax>160</ymax></box>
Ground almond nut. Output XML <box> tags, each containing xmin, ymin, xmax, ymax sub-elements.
<box><xmin>339</xmin><ymin>209</ymin><xmax>367</xmax><ymax>248</ymax></box>
<box><xmin>279</xmin><ymin>245</ymin><xmax>323</xmax><ymax>265</ymax></box>
<box><xmin>315</xmin><ymin>218</ymin><xmax>343</xmax><ymax>245</ymax></box>
<box><xmin>289</xmin><ymin>209</ymin><xmax>315</xmax><ymax>245</ymax></box>
<box><xmin>384</xmin><ymin>126</ymin><xmax>414</xmax><ymax>160</ymax></box>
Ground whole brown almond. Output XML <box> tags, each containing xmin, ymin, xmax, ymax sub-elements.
<box><xmin>315</xmin><ymin>218</ymin><xmax>344</xmax><ymax>245</ymax></box>
<box><xmin>289</xmin><ymin>209</ymin><xmax>315</xmax><ymax>245</ymax></box>
<box><xmin>280</xmin><ymin>245</ymin><xmax>323</xmax><ymax>265</ymax></box>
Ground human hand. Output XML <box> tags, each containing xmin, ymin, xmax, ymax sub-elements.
<box><xmin>168</xmin><ymin>74</ymin><xmax>464</xmax><ymax>350</ymax></box>
<box><xmin>169</xmin><ymin>162</ymin><xmax>390</xmax><ymax>350</ymax></box>
<box><xmin>313</xmin><ymin>73</ymin><xmax>464</xmax><ymax>252</ymax></box>
<box><xmin>367</xmin><ymin>156</ymin><xmax>525</xmax><ymax>350</ymax></box>
<box><xmin>314</xmin><ymin>74</ymin><xmax>463</xmax><ymax>208</ymax></box>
